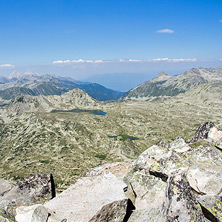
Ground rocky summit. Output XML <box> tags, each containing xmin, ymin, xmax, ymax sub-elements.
<box><xmin>1</xmin><ymin>122</ymin><xmax>221</xmax><ymax>222</ymax></box>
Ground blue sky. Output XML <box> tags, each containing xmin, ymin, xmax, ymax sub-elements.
<box><xmin>0</xmin><ymin>0</ymin><xmax>222</xmax><ymax>91</ymax></box>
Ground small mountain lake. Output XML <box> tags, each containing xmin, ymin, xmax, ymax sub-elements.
<box><xmin>51</xmin><ymin>109</ymin><xmax>107</xmax><ymax>116</ymax></box>
<box><xmin>108</xmin><ymin>135</ymin><xmax>139</xmax><ymax>141</ymax></box>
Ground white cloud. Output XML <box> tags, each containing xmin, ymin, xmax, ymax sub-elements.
<box><xmin>0</xmin><ymin>64</ymin><xmax>14</xmax><ymax>68</ymax></box>
<box><xmin>52</xmin><ymin>58</ymin><xmax>197</xmax><ymax>65</ymax></box>
<box><xmin>53</xmin><ymin>59</ymin><xmax>105</xmax><ymax>64</ymax></box>
<box><xmin>162</xmin><ymin>58</ymin><xmax>197</xmax><ymax>62</ymax></box>
<box><xmin>120</xmin><ymin>58</ymin><xmax>197</xmax><ymax>62</ymax></box>
<box><xmin>157</xmin><ymin>29</ymin><xmax>174</xmax><ymax>33</ymax></box>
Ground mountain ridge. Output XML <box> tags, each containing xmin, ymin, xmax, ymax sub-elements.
<box><xmin>0</xmin><ymin>71</ymin><xmax>125</xmax><ymax>102</ymax></box>
<box><xmin>121</xmin><ymin>67</ymin><xmax>222</xmax><ymax>101</ymax></box>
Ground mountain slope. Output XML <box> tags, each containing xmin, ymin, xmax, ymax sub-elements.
<box><xmin>0</xmin><ymin>71</ymin><xmax>124</xmax><ymax>101</ymax></box>
<box><xmin>121</xmin><ymin>67</ymin><xmax>222</xmax><ymax>101</ymax></box>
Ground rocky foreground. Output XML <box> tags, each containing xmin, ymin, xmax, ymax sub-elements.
<box><xmin>0</xmin><ymin>121</ymin><xmax>222</xmax><ymax>222</ymax></box>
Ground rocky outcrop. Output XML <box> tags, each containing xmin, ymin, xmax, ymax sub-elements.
<box><xmin>0</xmin><ymin>174</ymin><xmax>55</xmax><ymax>220</ymax></box>
<box><xmin>123</xmin><ymin>123</ymin><xmax>222</xmax><ymax>221</ymax></box>
<box><xmin>190</xmin><ymin>121</ymin><xmax>222</xmax><ymax>143</ymax></box>
<box><xmin>16</xmin><ymin>174</ymin><xmax>55</xmax><ymax>201</ymax></box>
<box><xmin>45</xmin><ymin>162</ymin><xmax>130</xmax><ymax>222</ymax></box>
<box><xmin>191</xmin><ymin>121</ymin><xmax>216</xmax><ymax>142</ymax></box>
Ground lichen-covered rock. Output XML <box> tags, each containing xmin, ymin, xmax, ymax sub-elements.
<box><xmin>163</xmin><ymin>170</ymin><xmax>205</xmax><ymax>222</ymax></box>
<box><xmin>197</xmin><ymin>195</ymin><xmax>222</xmax><ymax>222</ymax></box>
<box><xmin>191</xmin><ymin>121</ymin><xmax>222</xmax><ymax>143</ymax></box>
<box><xmin>89</xmin><ymin>199</ymin><xmax>135</xmax><ymax>222</ymax></box>
<box><xmin>128</xmin><ymin>170</ymin><xmax>207</xmax><ymax>221</ymax></box>
<box><xmin>124</xmin><ymin>142</ymin><xmax>170</xmax><ymax>209</ymax></box>
<box><xmin>191</xmin><ymin>122</ymin><xmax>215</xmax><ymax>142</ymax></box>
<box><xmin>124</xmin><ymin>135</ymin><xmax>222</xmax><ymax>212</ymax></box>
<box><xmin>128</xmin><ymin>208</ymin><xmax>164</xmax><ymax>222</ymax></box>
<box><xmin>16</xmin><ymin>173</ymin><xmax>55</xmax><ymax>201</ymax></box>
<box><xmin>0</xmin><ymin>173</ymin><xmax>55</xmax><ymax>218</ymax></box>
<box><xmin>15</xmin><ymin>204</ymin><xmax>48</xmax><ymax>222</ymax></box>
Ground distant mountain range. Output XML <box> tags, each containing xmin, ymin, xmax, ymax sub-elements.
<box><xmin>121</xmin><ymin>67</ymin><xmax>222</xmax><ymax>101</ymax></box>
<box><xmin>0</xmin><ymin>71</ymin><xmax>125</xmax><ymax>102</ymax></box>
<box><xmin>1</xmin><ymin>67</ymin><xmax>222</xmax><ymax>104</ymax></box>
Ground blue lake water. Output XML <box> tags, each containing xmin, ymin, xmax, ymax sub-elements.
<box><xmin>51</xmin><ymin>109</ymin><xmax>107</xmax><ymax>116</ymax></box>
<box><xmin>108</xmin><ymin>135</ymin><xmax>139</xmax><ymax>141</ymax></box>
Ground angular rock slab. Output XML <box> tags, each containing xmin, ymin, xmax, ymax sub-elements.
<box><xmin>45</xmin><ymin>172</ymin><xmax>127</xmax><ymax>222</ymax></box>
<box><xmin>89</xmin><ymin>198</ymin><xmax>135</xmax><ymax>222</ymax></box>
<box><xmin>15</xmin><ymin>204</ymin><xmax>48</xmax><ymax>222</ymax></box>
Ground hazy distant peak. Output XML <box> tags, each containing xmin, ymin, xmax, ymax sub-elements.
<box><xmin>7</xmin><ymin>71</ymin><xmax>23</xmax><ymax>79</ymax></box>
<box><xmin>23</xmin><ymin>71</ymin><xmax>39</xmax><ymax>76</ymax></box>
<box><xmin>157</xmin><ymin>72</ymin><xmax>168</xmax><ymax>77</ymax></box>
<box><xmin>7</xmin><ymin>71</ymin><xmax>44</xmax><ymax>80</ymax></box>
<box><xmin>151</xmin><ymin>72</ymin><xmax>171</xmax><ymax>82</ymax></box>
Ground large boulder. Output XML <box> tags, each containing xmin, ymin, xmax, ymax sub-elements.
<box><xmin>45</xmin><ymin>162</ymin><xmax>129</xmax><ymax>222</ymax></box>
<box><xmin>163</xmin><ymin>170</ymin><xmax>205</xmax><ymax>221</ymax></box>
<box><xmin>0</xmin><ymin>173</ymin><xmax>55</xmax><ymax>218</ymax></box>
<box><xmin>191</xmin><ymin>121</ymin><xmax>222</xmax><ymax>143</ymax></box>
<box><xmin>16</xmin><ymin>173</ymin><xmax>55</xmax><ymax>201</ymax></box>
<box><xmin>124</xmin><ymin>136</ymin><xmax>222</xmax><ymax>211</ymax></box>
<box><xmin>128</xmin><ymin>170</ymin><xmax>206</xmax><ymax>222</ymax></box>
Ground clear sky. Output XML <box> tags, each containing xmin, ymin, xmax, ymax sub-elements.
<box><xmin>0</xmin><ymin>0</ymin><xmax>222</xmax><ymax>91</ymax></box>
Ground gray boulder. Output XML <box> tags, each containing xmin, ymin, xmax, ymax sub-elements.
<box><xmin>163</xmin><ymin>170</ymin><xmax>205</xmax><ymax>221</ymax></box>
<box><xmin>0</xmin><ymin>173</ymin><xmax>55</xmax><ymax>218</ymax></box>
<box><xmin>45</xmin><ymin>162</ymin><xmax>129</xmax><ymax>222</ymax></box>
<box><xmin>124</xmin><ymin>136</ymin><xmax>222</xmax><ymax>211</ymax></box>
<box><xmin>191</xmin><ymin>121</ymin><xmax>215</xmax><ymax>142</ymax></box>
<box><xmin>191</xmin><ymin>121</ymin><xmax>222</xmax><ymax>143</ymax></box>
<box><xmin>15</xmin><ymin>204</ymin><xmax>48</xmax><ymax>222</ymax></box>
<box><xmin>128</xmin><ymin>170</ymin><xmax>206</xmax><ymax>222</ymax></box>
<box><xmin>89</xmin><ymin>199</ymin><xmax>135</xmax><ymax>222</ymax></box>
